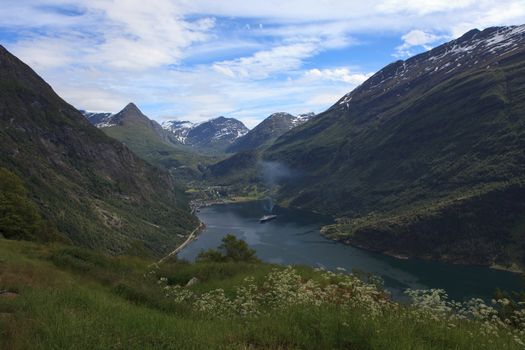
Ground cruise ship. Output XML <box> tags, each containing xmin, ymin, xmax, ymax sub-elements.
<box><xmin>259</xmin><ymin>214</ymin><xmax>277</xmax><ymax>223</ymax></box>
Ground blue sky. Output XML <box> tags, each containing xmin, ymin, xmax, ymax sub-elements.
<box><xmin>1</xmin><ymin>1</ymin><xmax>524</xmax><ymax>128</ymax></box>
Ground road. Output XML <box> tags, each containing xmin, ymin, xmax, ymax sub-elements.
<box><xmin>157</xmin><ymin>222</ymin><xmax>205</xmax><ymax>264</ymax></box>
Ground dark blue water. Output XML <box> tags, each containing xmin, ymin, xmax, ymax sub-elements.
<box><xmin>179</xmin><ymin>201</ymin><xmax>524</xmax><ymax>301</ymax></box>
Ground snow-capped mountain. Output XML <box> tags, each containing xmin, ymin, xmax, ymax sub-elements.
<box><xmin>161</xmin><ymin>120</ymin><xmax>195</xmax><ymax>144</ymax></box>
<box><xmin>80</xmin><ymin>111</ymin><xmax>115</xmax><ymax>128</ymax></box>
<box><xmin>293</xmin><ymin>112</ymin><xmax>316</xmax><ymax>127</ymax></box>
<box><xmin>82</xmin><ymin>106</ymin><xmax>248</xmax><ymax>151</ymax></box>
<box><xmin>334</xmin><ymin>25</ymin><xmax>525</xmax><ymax>111</ymax></box>
<box><xmin>227</xmin><ymin>112</ymin><xmax>316</xmax><ymax>153</ymax></box>
<box><xmin>162</xmin><ymin>116</ymin><xmax>249</xmax><ymax>151</ymax></box>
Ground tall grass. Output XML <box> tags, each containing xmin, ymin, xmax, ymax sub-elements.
<box><xmin>0</xmin><ymin>239</ymin><xmax>523</xmax><ymax>349</ymax></box>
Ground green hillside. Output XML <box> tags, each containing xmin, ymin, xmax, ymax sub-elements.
<box><xmin>227</xmin><ymin>112</ymin><xmax>298</xmax><ymax>153</ymax></box>
<box><xmin>100</xmin><ymin>103</ymin><xmax>219</xmax><ymax>180</ymax></box>
<box><xmin>0</xmin><ymin>45</ymin><xmax>198</xmax><ymax>255</ymax></box>
<box><xmin>265</xmin><ymin>28</ymin><xmax>525</xmax><ymax>267</ymax></box>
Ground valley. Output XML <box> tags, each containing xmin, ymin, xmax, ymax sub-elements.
<box><xmin>73</xmin><ymin>25</ymin><xmax>525</xmax><ymax>270</ymax></box>
<box><xmin>1</xmin><ymin>6</ymin><xmax>525</xmax><ymax>347</ymax></box>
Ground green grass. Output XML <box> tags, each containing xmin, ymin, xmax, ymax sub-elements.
<box><xmin>0</xmin><ymin>239</ymin><xmax>523</xmax><ymax>349</ymax></box>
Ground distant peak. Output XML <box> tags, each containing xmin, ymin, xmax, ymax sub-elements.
<box><xmin>111</xmin><ymin>102</ymin><xmax>151</xmax><ymax>126</ymax></box>
<box><xmin>116</xmin><ymin>102</ymin><xmax>147</xmax><ymax>118</ymax></box>
<box><xmin>268</xmin><ymin>112</ymin><xmax>293</xmax><ymax>119</ymax></box>
<box><xmin>457</xmin><ymin>28</ymin><xmax>481</xmax><ymax>42</ymax></box>
<box><xmin>122</xmin><ymin>102</ymin><xmax>141</xmax><ymax>113</ymax></box>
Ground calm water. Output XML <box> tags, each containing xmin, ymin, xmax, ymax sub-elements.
<box><xmin>179</xmin><ymin>201</ymin><xmax>523</xmax><ymax>301</ymax></box>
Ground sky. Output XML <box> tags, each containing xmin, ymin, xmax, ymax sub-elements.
<box><xmin>1</xmin><ymin>1</ymin><xmax>524</xmax><ymax>128</ymax></box>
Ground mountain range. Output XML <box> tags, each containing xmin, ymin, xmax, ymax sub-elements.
<box><xmin>161</xmin><ymin>117</ymin><xmax>249</xmax><ymax>151</ymax></box>
<box><xmin>81</xmin><ymin>105</ymin><xmax>315</xmax><ymax>179</ymax></box>
<box><xmin>84</xmin><ymin>107</ymin><xmax>315</xmax><ymax>155</ymax></box>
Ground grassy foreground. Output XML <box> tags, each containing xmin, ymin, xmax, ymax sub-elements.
<box><xmin>0</xmin><ymin>239</ymin><xmax>523</xmax><ymax>350</ymax></box>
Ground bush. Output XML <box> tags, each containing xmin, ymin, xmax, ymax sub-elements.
<box><xmin>0</xmin><ymin>167</ymin><xmax>43</xmax><ymax>240</ymax></box>
<box><xmin>197</xmin><ymin>234</ymin><xmax>259</xmax><ymax>263</ymax></box>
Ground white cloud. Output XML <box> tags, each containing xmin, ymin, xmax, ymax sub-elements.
<box><xmin>376</xmin><ymin>0</ymin><xmax>477</xmax><ymax>15</ymax></box>
<box><xmin>304</xmin><ymin>68</ymin><xmax>372</xmax><ymax>84</ymax></box>
<box><xmin>213</xmin><ymin>43</ymin><xmax>319</xmax><ymax>79</ymax></box>
<box><xmin>0</xmin><ymin>0</ymin><xmax>524</xmax><ymax>128</ymax></box>
<box><xmin>5</xmin><ymin>0</ymin><xmax>215</xmax><ymax>71</ymax></box>
<box><xmin>449</xmin><ymin>1</ymin><xmax>525</xmax><ymax>37</ymax></box>
<box><xmin>401</xmin><ymin>30</ymin><xmax>440</xmax><ymax>47</ymax></box>
<box><xmin>306</xmin><ymin>91</ymin><xmax>349</xmax><ymax>107</ymax></box>
<box><xmin>394</xmin><ymin>29</ymin><xmax>447</xmax><ymax>57</ymax></box>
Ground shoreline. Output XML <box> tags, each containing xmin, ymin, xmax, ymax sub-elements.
<box><xmin>190</xmin><ymin>198</ymin><xmax>525</xmax><ymax>275</ymax></box>
<box><xmin>336</xmin><ymin>237</ymin><xmax>524</xmax><ymax>275</ymax></box>
<box><xmin>157</xmin><ymin>222</ymin><xmax>206</xmax><ymax>264</ymax></box>
<box><xmin>190</xmin><ymin>196</ymin><xmax>263</xmax><ymax>212</ymax></box>
<box><xmin>490</xmin><ymin>263</ymin><xmax>524</xmax><ymax>274</ymax></box>
<box><xmin>319</xmin><ymin>225</ymin><xmax>525</xmax><ymax>274</ymax></box>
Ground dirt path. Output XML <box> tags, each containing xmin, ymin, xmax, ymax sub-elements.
<box><xmin>157</xmin><ymin>222</ymin><xmax>205</xmax><ymax>264</ymax></box>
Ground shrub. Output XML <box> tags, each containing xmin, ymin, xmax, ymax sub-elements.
<box><xmin>197</xmin><ymin>234</ymin><xmax>259</xmax><ymax>263</ymax></box>
<box><xmin>0</xmin><ymin>167</ymin><xmax>43</xmax><ymax>240</ymax></box>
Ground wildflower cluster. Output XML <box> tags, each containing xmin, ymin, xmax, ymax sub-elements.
<box><xmin>154</xmin><ymin>263</ymin><xmax>525</xmax><ymax>347</ymax></box>
<box><xmin>158</xmin><ymin>266</ymin><xmax>390</xmax><ymax>318</ymax></box>
<box><xmin>406</xmin><ymin>288</ymin><xmax>525</xmax><ymax>346</ymax></box>
<box><xmin>143</xmin><ymin>263</ymin><xmax>159</xmax><ymax>280</ymax></box>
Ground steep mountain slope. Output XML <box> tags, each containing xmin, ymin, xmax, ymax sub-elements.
<box><xmin>265</xmin><ymin>25</ymin><xmax>525</xmax><ymax>267</ymax></box>
<box><xmin>227</xmin><ymin>112</ymin><xmax>315</xmax><ymax>153</ymax></box>
<box><xmin>0</xmin><ymin>45</ymin><xmax>198</xmax><ymax>255</ymax></box>
<box><xmin>162</xmin><ymin>116</ymin><xmax>248</xmax><ymax>151</ymax></box>
<box><xmin>206</xmin><ymin>149</ymin><xmax>262</xmax><ymax>188</ymax></box>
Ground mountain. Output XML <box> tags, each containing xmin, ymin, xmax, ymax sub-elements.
<box><xmin>162</xmin><ymin>116</ymin><xmax>248</xmax><ymax>151</ymax></box>
<box><xmin>80</xmin><ymin>111</ymin><xmax>114</xmax><ymax>127</ymax></box>
<box><xmin>294</xmin><ymin>112</ymin><xmax>316</xmax><ymax>124</ymax></box>
<box><xmin>0</xmin><ymin>45</ymin><xmax>198</xmax><ymax>255</ymax></box>
<box><xmin>84</xmin><ymin>107</ymin><xmax>250</xmax><ymax>154</ymax></box>
<box><xmin>101</xmin><ymin>102</ymin><xmax>172</xmax><ymax>141</ymax></box>
<box><xmin>206</xmin><ymin>149</ymin><xmax>261</xmax><ymax>187</ymax></box>
<box><xmin>161</xmin><ymin>120</ymin><xmax>195</xmax><ymax>143</ymax></box>
<box><xmin>83</xmin><ymin>103</ymin><xmax>184</xmax><ymax>147</ymax></box>
<box><xmin>81</xmin><ymin>103</ymin><xmax>218</xmax><ymax>175</ymax></box>
<box><xmin>227</xmin><ymin>112</ymin><xmax>315</xmax><ymax>153</ymax></box>
<box><xmin>105</xmin><ymin>102</ymin><xmax>187</xmax><ymax>146</ymax></box>
<box><xmin>265</xmin><ymin>25</ymin><xmax>525</xmax><ymax>267</ymax></box>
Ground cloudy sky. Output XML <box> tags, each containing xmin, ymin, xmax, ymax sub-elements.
<box><xmin>1</xmin><ymin>1</ymin><xmax>524</xmax><ymax>127</ymax></box>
